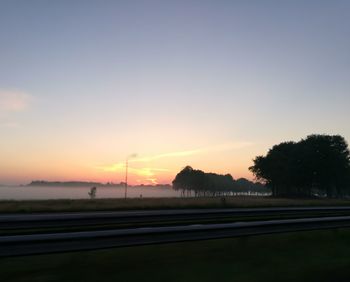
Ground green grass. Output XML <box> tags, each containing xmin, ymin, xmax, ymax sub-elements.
<box><xmin>2</xmin><ymin>196</ymin><xmax>350</xmax><ymax>213</ymax></box>
<box><xmin>1</xmin><ymin>229</ymin><xmax>350</xmax><ymax>282</ymax></box>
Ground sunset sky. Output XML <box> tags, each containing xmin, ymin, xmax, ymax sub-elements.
<box><xmin>1</xmin><ymin>1</ymin><xmax>350</xmax><ymax>185</ymax></box>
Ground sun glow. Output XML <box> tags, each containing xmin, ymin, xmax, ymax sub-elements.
<box><xmin>92</xmin><ymin>142</ymin><xmax>254</xmax><ymax>185</ymax></box>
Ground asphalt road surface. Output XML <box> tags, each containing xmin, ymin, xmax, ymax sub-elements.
<box><xmin>2</xmin><ymin>207</ymin><xmax>350</xmax><ymax>257</ymax></box>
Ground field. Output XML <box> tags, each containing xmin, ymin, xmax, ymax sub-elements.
<box><xmin>1</xmin><ymin>196</ymin><xmax>350</xmax><ymax>213</ymax></box>
<box><xmin>1</xmin><ymin>229</ymin><xmax>350</xmax><ymax>282</ymax></box>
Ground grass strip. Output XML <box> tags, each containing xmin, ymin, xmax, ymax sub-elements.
<box><xmin>2</xmin><ymin>196</ymin><xmax>350</xmax><ymax>213</ymax></box>
<box><xmin>1</xmin><ymin>228</ymin><xmax>350</xmax><ymax>282</ymax></box>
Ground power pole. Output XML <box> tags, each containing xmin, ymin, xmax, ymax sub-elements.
<box><xmin>124</xmin><ymin>158</ymin><xmax>128</xmax><ymax>199</ymax></box>
<box><xmin>124</xmin><ymin>154</ymin><xmax>137</xmax><ymax>199</ymax></box>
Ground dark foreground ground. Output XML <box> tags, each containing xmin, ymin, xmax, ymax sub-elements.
<box><xmin>1</xmin><ymin>229</ymin><xmax>350</xmax><ymax>282</ymax></box>
<box><xmin>2</xmin><ymin>196</ymin><xmax>350</xmax><ymax>213</ymax></box>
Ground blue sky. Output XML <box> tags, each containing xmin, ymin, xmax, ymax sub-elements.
<box><xmin>0</xmin><ymin>0</ymin><xmax>349</xmax><ymax>184</ymax></box>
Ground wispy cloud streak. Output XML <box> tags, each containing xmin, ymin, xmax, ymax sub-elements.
<box><xmin>0</xmin><ymin>121</ymin><xmax>20</xmax><ymax>128</ymax></box>
<box><xmin>130</xmin><ymin>141</ymin><xmax>253</xmax><ymax>163</ymax></box>
<box><xmin>0</xmin><ymin>89</ymin><xmax>32</xmax><ymax>112</ymax></box>
<box><xmin>130</xmin><ymin>149</ymin><xmax>201</xmax><ymax>163</ymax></box>
<box><xmin>95</xmin><ymin>141</ymin><xmax>253</xmax><ymax>173</ymax></box>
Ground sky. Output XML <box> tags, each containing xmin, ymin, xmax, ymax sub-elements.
<box><xmin>1</xmin><ymin>0</ymin><xmax>350</xmax><ymax>185</ymax></box>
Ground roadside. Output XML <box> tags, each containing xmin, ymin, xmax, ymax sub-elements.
<box><xmin>1</xmin><ymin>228</ymin><xmax>350</xmax><ymax>282</ymax></box>
<box><xmin>1</xmin><ymin>196</ymin><xmax>350</xmax><ymax>213</ymax></box>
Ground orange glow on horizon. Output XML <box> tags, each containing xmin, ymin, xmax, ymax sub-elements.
<box><xmin>0</xmin><ymin>141</ymin><xmax>257</xmax><ymax>185</ymax></box>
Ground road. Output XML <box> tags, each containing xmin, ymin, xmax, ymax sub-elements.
<box><xmin>2</xmin><ymin>206</ymin><xmax>350</xmax><ymax>230</ymax></box>
<box><xmin>2</xmin><ymin>207</ymin><xmax>350</xmax><ymax>257</ymax></box>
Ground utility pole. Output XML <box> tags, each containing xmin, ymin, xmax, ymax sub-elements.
<box><xmin>124</xmin><ymin>154</ymin><xmax>137</xmax><ymax>199</ymax></box>
<box><xmin>124</xmin><ymin>158</ymin><xmax>128</xmax><ymax>199</ymax></box>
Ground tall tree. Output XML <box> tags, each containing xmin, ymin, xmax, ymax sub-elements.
<box><xmin>173</xmin><ymin>166</ymin><xmax>268</xmax><ymax>196</ymax></box>
<box><xmin>249</xmin><ymin>134</ymin><xmax>350</xmax><ymax>198</ymax></box>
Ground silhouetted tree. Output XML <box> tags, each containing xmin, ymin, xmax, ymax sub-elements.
<box><xmin>249</xmin><ymin>134</ymin><xmax>350</xmax><ymax>198</ymax></box>
<box><xmin>173</xmin><ymin>166</ymin><xmax>269</xmax><ymax>196</ymax></box>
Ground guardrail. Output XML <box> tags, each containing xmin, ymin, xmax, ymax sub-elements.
<box><xmin>2</xmin><ymin>215</ymin><xmax>350</xmax><ymax>257</ymax></box>
<box><xmin>2</xmin><ymin>206</ymin><xmax>350</xmax><ymax>230</ymax></box>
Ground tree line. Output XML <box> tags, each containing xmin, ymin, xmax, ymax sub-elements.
<box><xmin>249</xmin><ymin>134</ymin><xmax>350</xmax><ymax>198</ymax></box>
<box><xmin>172</xmin><ymin>166</ymin><xmax>269</xmax><ymax>197</ymax></box>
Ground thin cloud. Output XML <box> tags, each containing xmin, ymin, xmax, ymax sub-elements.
<box><xmin>95</xmin><ymin>163</ymin><xmax>170</xmax><ymax>175</ymax></box>
<box><xmin>129</xmin><ymin>167</ymin><xmax>170</xmax><ymax>177</ymax></box>
<box><xmin>131</xmin><ymin>149</ymin><xmax>201</xmax><ymax>163</ymax></box>
<box><xmin>130</xmin><ymin>141</ymin><xmax>254</xmax><ymax>163</ymax></box>
<box><xmin>0</xmin><ymin>89</ymin><xmax>32</xmax><ymax>112</ymax></box>
<box><xmin>0</xmin><ymin>121</ymin><xmax>20</xmax><ymax>128</ymax></box>
<box><xmin>95</xmin><ymin>141</ymin><xmax>253</xmax><ymax>173</ymax></box>
<box><xmin>145</xmin><ymin>178</ymin><xmax>158</xmax><ymax>185</ymax></box>
<box><xmin>95</xmin><ymin>163</ymin><xmax>125</xmax><ymax>172</ymax></box>
<box><xmin>136</xmin><ymin>178</ymin><xmax>158</xmax><ymax>185</ymax></box>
